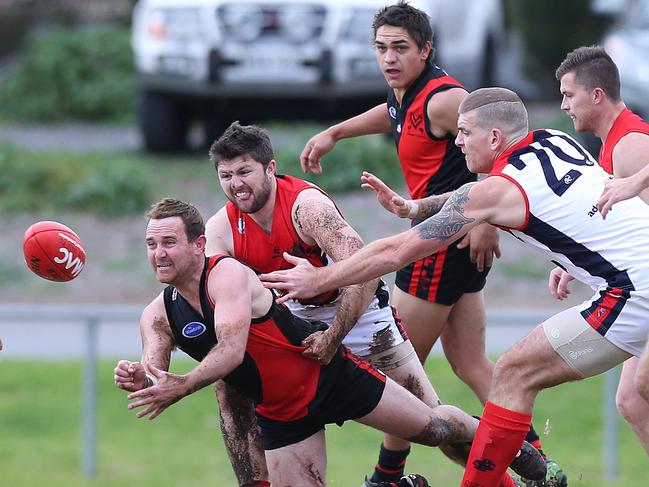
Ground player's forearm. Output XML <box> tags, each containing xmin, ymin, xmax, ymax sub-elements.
<box><xmin>328</xmin><ymin>279</ymin><xmax>379</xmax><ymax>341</ymax></box>
<box><xmin>184</xmin><ymin>345</ymin><xmax>244</xmax><ymax>395</ymax></box>
<box><xmin>413</xmin><ymin>192</ymin><xmax>453</xmax><ymax>219</ymax></box>
<box><xmin>318</xmin><ymin>236</ymin><xmax>408</xmax><ymax>292</ymax></box>
<box><xmin>327</xmin><ymin>104</ymin><xmax>391</xmax><ymax>141</ymax></box>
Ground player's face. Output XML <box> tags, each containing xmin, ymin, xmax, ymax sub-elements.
<box><xmin>217</xmin><ymin>155</ymin><xmax>274</xmax><ymax>214</ymax></box>
<box><xmin>560</xmin><ymin>72</ymin><xmax>596</xmax><ymax>132</ymax></box>
<box><xmin>456</xmin><ymin>112</ymin><xmax>493</xmax><ymax>173</ymax></box>
<box><xmin>145</xmin><ymin>217</ymin><xmax>199</xmax><ymax>284</ymax></box>
<box><xmin>374</xmin><ymin>25</ymin><xmax>430</xmax><ymax>94</ymax></box>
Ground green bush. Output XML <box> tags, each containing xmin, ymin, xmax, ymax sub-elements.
<box><xmin>0</xmin><ymin>143</ymin><xmax>152</xmax><ymax>217</ymax></box>
<box><xmin>506</xmin><ymin>0</ymin><xmax>613</xmax><ymax>98</ymax></box>
<box><xmin>273</xmin><ymin>129</ymin><xmax>404</xmax><ymax>193</ymax></box>
<box><xmin>0</xmin><ymin>25</ymin><xmax>134</xmax><ymax>122</ymax></box>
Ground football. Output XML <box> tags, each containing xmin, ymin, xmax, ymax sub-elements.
<box><xmin>23</xmin><ymin>221</ymin><xmax>86</xmax><ymax>282</ymax></box>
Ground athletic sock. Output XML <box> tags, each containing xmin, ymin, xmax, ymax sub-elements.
<box><xmin>369</xmin><ymin>444</ymin><xmax>411</xmax><ymax>483</ymax></box>
<box><xmin>498</xmin><ymin>472</ymin><xmax>519</xmax><ymax>487</ymax></box>
<box><xmin>461</xmin><ymin>401</ymin><xmax>532</xmax><ymax>487</ymax></box>
<box><xmin>525</xmin><ymin>424</ymin><xmax>546</xmax><ymax>458</ymax></box>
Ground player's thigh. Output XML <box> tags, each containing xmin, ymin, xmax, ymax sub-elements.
<box><xmin>264</xmin><ymin>430</ymin><xmax>327</xmax><ymax>487</ymax></box>
<box><xmin>392</xmin><ymin>286</ymin><xmax>452</xmax><ymax>357</ymax></box>
<box><xmin>637</xmin><ymin>341</ymin><xmax>649</xmax><ymax>402</ymax></box>
<box><xmin>355</xmin><ymin>377</ymin><xmax>432</xmax><ymax>438</ymax></box>
<box><xmin>441</xmin><ymin>290</ymin><xmax>487</xmax><ymax>359</ymax></box>
<box><xmin>541</xmin><ymin>306</ymin><xmax>632</xmax><ymax>380</ymax></box>
<box><xmin>383</xmin><ymin>352</ymin><xmax>442</xmax><ymax>406</ymax></box>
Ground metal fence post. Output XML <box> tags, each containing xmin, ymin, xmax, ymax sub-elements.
<box><xmin>603</xmin><ymin>365</ymin><xmax>620</xmax><ymax>481</ymax></box>
<box><xmin>82</xmin><ymin>315</ymin><xmax>98</xmax><ymax>478</ymax></box>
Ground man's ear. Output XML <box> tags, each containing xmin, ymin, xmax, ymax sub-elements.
<box><xmin>420</xmin><ymin>41</ymin><xmax>432</xmax><ymax>62</ymax></box>
<box><xmin>490</xmin><ymin>128</ymin><xmax>503</xmax><ymax>149</ymax></box>
<box><xmin>195</xmin><ymin>234</ymin><xmax>207</xmax><ymax>253</ymax></box>
<box><xmin>593</xmin><ymin>87</ymin><xmax>605</xmax><ymax>105</ymax></box>
<box><xmin>267</xmin><ymin>159</ymin><xmax>277</xmax><ymax>175</ymax></box>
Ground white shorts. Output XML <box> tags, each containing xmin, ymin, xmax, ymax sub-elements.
<box><xmin>577</xmin><ymin>287</ymin><xmax>649</xmax><ymax>357</ymax></box>
<box><xmin>542</xmin><ymin>307</ymin><xmax>632</xmax><ymax>378</ymax></box>
<box><xmin>287</xmin><ymin>291</ymin><xmax>409</xmax><ymax>360</ymax></box>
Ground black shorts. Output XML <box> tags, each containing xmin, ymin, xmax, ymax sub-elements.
<box><xmin>256</xmin><ymin>348</ymin><xmax>386</xmax><ymax>450</ymax></box>
<box><xmin>395</xmin><ymin>238</ymin><xmax>490</xmax><ymax>306</ymax></box>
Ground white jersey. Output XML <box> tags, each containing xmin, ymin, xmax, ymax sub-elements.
<box><xmin>492</xmin><ymin>129</ymin><xmax>649</xmax><ymax>356</ymax></box>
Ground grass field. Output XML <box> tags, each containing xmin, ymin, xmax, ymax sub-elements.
<box><xmin>0</xmin><ymin>357</ymin><xmax>646</xmax><ymax>486</ymax></box>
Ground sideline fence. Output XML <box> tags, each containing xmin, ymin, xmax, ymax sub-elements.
<box><xmin>0</xmin><ymin>304</ymin><xmax>620</xmax><ymax>480</ymax></box>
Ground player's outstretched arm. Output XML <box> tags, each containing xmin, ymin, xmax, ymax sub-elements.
<box><xmin>597</xmin><ymin>173</ymin><xmax>647</xmax><ymax>218</ymax></box>
<box><xmin>361</xmin><ymin>171</ymin><xmax>451</xmax><ymax>219</ymax></box>
<box><xmin>127</xmin><ymin>260</ymin><xmax>254</xmax><ymax>420</ymax></box>
<box><xmin>300</xmin><ymin>104</ymin><xmax>391</xmax><ymax>174</ymax></box>
<box><xmin>262</xmin><ymin>182</ymin><xmax>495</xmax><ymax>301</ymax></box>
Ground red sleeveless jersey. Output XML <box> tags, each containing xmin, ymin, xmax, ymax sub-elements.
<box><xmin>387</xmin><ymin>63</ymin><xmax>476</xmax><ymax>199</ymax></box>
<box><xmin>598</xmin><ymin>108</ymin><xmax>649</xmax><ymax>175</ymax></box>
<box><xmin>226</xmin><ymin>174</ymin><xmax>339</xmax><ymax>305</ymax></box>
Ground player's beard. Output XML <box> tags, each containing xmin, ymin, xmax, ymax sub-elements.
<box><xmin>236</xmin><ymin>177</ymin><xmax>272</xmax><ymax>214</ymax></box>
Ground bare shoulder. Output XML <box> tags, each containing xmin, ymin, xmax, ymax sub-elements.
<box><xmin>613</xmin><ymin>132</ymin><xmax>649</xmax><ymax>177</ymax></box>
<box><xmin>472</xmin><ymin>177</ymin><xmax>527</xmax><ymax>228</ymax></box>
<box><xmin>205</xmin><ymin>206</ymin><xmax>233</xmax><ymax>255</ymax></box>
<box><xmin>141</xmin><ymin>292</ymin><xmax>170</xmax><ymax>329</ymax></box>
<box><xmin>426</xmin><ymin>87</ymin><xmax>468</xmax><ymax>136</ymax></box>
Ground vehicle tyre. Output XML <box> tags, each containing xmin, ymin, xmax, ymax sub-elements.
<box><xmin>138</xmin><ymin>90</ymin><xmax>190</xmax><ymax>153</ymax></box>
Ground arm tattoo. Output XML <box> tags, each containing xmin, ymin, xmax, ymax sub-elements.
<box><xmin>419</xmin><ymin>193</ymin><xmax>451</xmax><ymax>218</ymax></box>
<box><xmin>416</xmin><ymin>185</ymin><xmax>475</xmax><ymax>242</ymax></box>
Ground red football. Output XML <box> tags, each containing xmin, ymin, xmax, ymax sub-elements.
<box><xmin>23</xmin><ymin>221</ymin><xmax>86</xmax><ymax>282</ymax></box>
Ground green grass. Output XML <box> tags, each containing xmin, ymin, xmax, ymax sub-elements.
<box><xmin>0</xmin><ymin>358</ymin><xmax>645</xmax><ymax>486</ymax></box>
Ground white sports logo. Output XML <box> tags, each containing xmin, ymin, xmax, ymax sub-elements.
<box><xmin>53</xmin><ymin>247</ymin><xmax>84</xmax><ymax>277</ymax></box>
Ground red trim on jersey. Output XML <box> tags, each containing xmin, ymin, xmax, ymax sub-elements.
<box><xmin>487</xmin><ymin>174</ymin><xmax>530</xmax><ymax>231</ymax></box>
<box><xmin>599</xmin><ymin>108</ymin><xmax>649</xmax><ymax>175</ymax></box>
<box><xmin>583</xmin><ymin>287</ymin><xmax>627</xmax><ymax>333</ymax></box>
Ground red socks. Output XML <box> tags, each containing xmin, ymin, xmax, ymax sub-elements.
<box><xmin>461</xmin><ymin>401</ymin><xmax>532</xmax><ymax>487</ymax></box>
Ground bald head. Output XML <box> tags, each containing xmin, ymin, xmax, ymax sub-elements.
<box><xmin>459</xmin><ymin>87</ymin><xmax>529</xmax><ymax>140</ymax></box>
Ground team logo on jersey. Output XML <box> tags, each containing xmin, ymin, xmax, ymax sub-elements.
<box><xmin>563</xmin><ymin>174</ymin><xmax>574</xmax><ymax>185</ymax></box>
<box><xmin>172</xmin><ymin>288</ymin><xmax>178</xmax><ymax>301</ymax></box>
<box><xmin>397</xmin><ymin>123</ymin><xmax>401</xmax><ymax>133</ymax></box>
<box><xmin>238</xmin><ymin>217</ymin><xmax>245</xmax><ymax>234</ymax></box>
<box><xmin>182</xmin><ymin>321</ymin><xmax>206</xmax><ymax>338</ymax></box>
<box><xmin>389</xmin><ymin>106</ymin><xmax>397</xmax><ymax>119</ymax></box>
<box><xmin>409</xmin><ymin>113</ymin><xmax>423</xmax><ymax>130</ymax></box>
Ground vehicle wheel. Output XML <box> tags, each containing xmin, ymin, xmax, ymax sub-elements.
<box><xmin>138</xmin><ymin>90</ymin><xmax>190</xmax><ymax>153</ymax></box>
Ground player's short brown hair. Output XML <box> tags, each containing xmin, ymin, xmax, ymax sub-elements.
<box><xmin>555</xmin><ymin>46</ymin><xmax>621</xmax><ymax>102</ymax></box>
<box><xmin>209</xmin><ymin>121</ymin><xmax>275</xmax><ymax>169</ymax></box>
<box><xmin>146</xmin><ymin>198</ymin><xmax>205</xmax><ymax>242</ymax></box>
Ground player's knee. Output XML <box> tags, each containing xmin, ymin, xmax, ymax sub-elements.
<box><xmin>492</xmin><ymin>350</ymin><xmax>533</xmax><ymax>392</ymax></box>
<box><xmin>633</xmin><ymin>369</ymin><xmax>649</xmax><ymax>405</ymax></box>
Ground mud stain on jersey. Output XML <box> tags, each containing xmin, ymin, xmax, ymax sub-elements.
<box><xmin>367</xmin><ymin>325</ymin><xmax>396</xmax><ymax>356</ymax></box>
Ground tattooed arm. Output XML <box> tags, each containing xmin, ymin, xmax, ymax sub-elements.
<box><xmin>291</xmin><ymin>189</ymin><xmax>379</xmax><ymax>364</ymax></box>
<box><xmin>261</xmin><ymin>177</ymin><xmax>525</xmax><ymax>301</ymax></box>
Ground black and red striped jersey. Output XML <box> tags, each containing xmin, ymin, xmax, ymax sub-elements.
<box><xmin>387</xmin><ymin>63</ymin><xmax>476</xmax><ymax>199</ymax></box>
<box><xmin>163</xmin><ymin>254</ymin><xmax>345</xmax><ymax>422</ymax></box>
